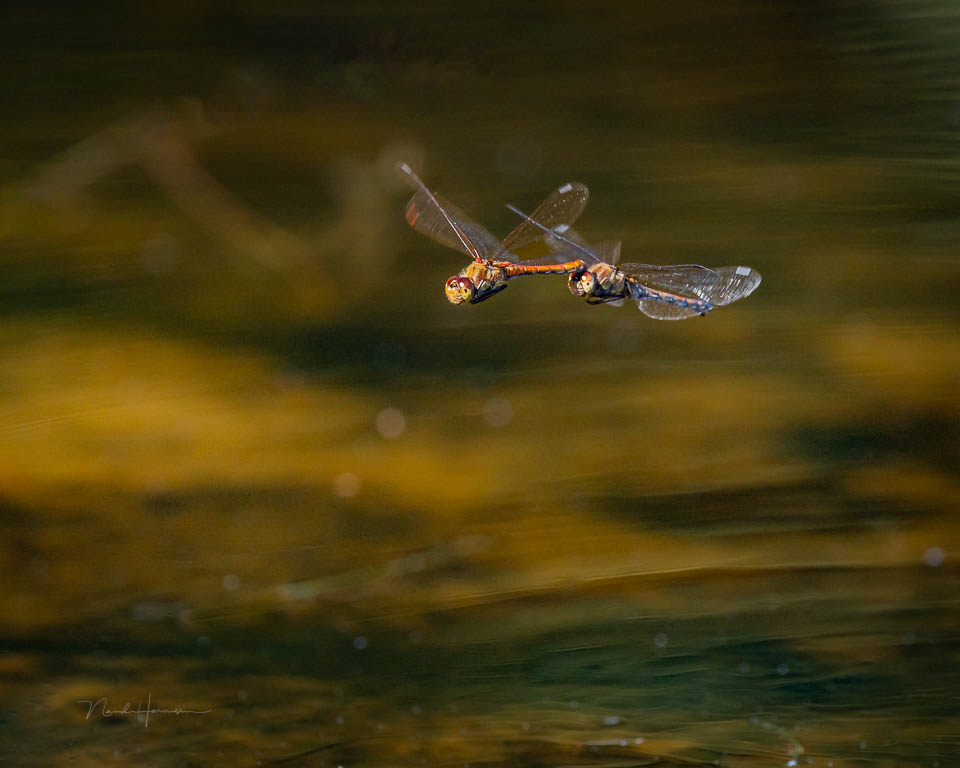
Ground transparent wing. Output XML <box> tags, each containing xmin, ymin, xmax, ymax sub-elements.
<box><xmin>540</xmin><ymin>234</ymin><xmax>621</xmax><ymax>270</ymax></box>
<box><xmin>619</xmin><ymin>264</ymin><xmax>762</xmax><ymax>306</ymax></box>
<box><xmin>503</xmin><ymin>194</ymin><xmax>612</xmax><ymax>268</ymax></box>
<box><xmin>504</xmin><ymin>227</ymin><xmax>612</xmax><ymax>267</ymax></box>
<box><xmin>589</xmin><ymin>240</ymin><xmax>621</xmax><ymax>266</ymax></box>
<box><xmin>495</xmin><ymin>182</ymin><xmax>589</xmax><ymax>263</ymax></box>
<box><xmin>396</xmin><ymin>162</ymin><xmax>500</xmax><ymax>261</ymax></box>
<box><xmin>636</xmin><ymin>299</ymin><xmax>708</xmax><ymax>320</ymax></box>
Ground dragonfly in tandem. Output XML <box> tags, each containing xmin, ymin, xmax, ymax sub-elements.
<box><xmin>506</xmin><ymin>197</ymin><xmax>762</xmax><ymax>319</ymax></box>
<box><xmin>396</xmin><ymin>162</ymin><xmax>589</xmax><ymax>304</ymax></box>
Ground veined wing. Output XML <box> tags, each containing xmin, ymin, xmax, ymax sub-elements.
<box><xmin>503</xmin><ymin>226</ymin><xmax>609</xmax><ymax>267</ymax></box>
<box><xmin>587</xmin><ymin>240</ymin><xmax>621</xmax><ymax>266</ymax></box>
<box><xmin>495</xmin><ymin>182</ymin><xmax>589</xmax><ymax>263</ymax></box>
<box><xmin>620</xmin><ymin>264</ymin><xmax>762</xmax><ymax>307</ymax></box>
<box><xmin>396</xmin><ymin>162</ymin><xmax>500</xmax><ymax>262</ymax></box>
<box><xmin>540</xmin><ymin>231</ymin><xmax>620</xmax><ymax>267</ymax></box>
<box><xmin>636</xmin><ymin>297</ymin><xmax>709</xmax><ymax>320</ymax></box>
<box><xmin>503</xmin><ymin>194</ymin><xmax>610</xmax><ymax>268</ymax></box>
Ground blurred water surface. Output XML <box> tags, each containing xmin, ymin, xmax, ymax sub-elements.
<box><xmin>1</xmin><ymin>1</ymin><xmax>959</xmax><ymax>766</ymax></box>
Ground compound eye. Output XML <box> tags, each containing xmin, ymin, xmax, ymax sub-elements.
<box><xmin>568</xmin><ymin>270</ymin><xmax>590</xmax><ymax>296</ymax></box>
<box><xmin>457</xmin><ymin>278</ymin><xmax>475</xmax><ymax>300</ymax></box>
<box><xmin>445</xmin><ymin>276</ymin><xmax>465</xmax><ymax>304</ymax></box>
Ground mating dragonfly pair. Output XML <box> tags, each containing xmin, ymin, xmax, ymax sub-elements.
<box><xmin>396</xmin><ymin>162</ymin><xmax>761</xmax><ymax>319</ymax></box>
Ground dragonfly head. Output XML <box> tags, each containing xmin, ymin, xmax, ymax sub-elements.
<box><xmin>444</xmin><ymin>276</ymin><xmax>475</xmax><ymax>305</ymax></box>
<box><xmin>568</xmin><ymin>269</ymin><xmax>597</xmax><ymax>297</ymax></box>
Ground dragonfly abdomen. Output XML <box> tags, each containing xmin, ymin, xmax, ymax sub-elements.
<box><xmin>501</xmin><ymin>259</ymin><xmax>585</xmax><ymax>277</ymax></box>
<box><xmin>631</xmin><ymin>281</ymin><xmax>713</xmax><ymax>314</ymax></box>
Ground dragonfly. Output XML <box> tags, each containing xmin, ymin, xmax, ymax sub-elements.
<box><xmin>396</xmin><ymin>162</ymin><xmax>590</xmax><ymax>304</ymax></box>
<box><xmin>505</xmin><ymin>200</ymin><xmax>762</xmax><ymax>319</ymax></box>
